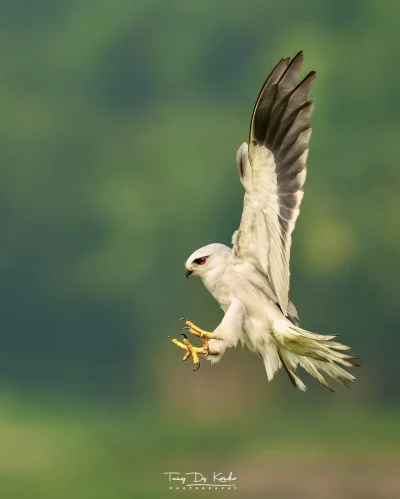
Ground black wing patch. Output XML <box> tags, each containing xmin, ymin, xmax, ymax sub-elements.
<box><xmin>249</xmin><ymin>51</ymin><xmax>316</xmax><ymax>240</ymax></box>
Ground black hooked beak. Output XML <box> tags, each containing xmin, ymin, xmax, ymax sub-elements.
<box><xmin>185</xmin><ymin>268</ymin><xmax>193</xmax><ymax>278</ymax></box>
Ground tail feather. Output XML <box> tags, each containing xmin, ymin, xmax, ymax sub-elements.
<box><xmin>259</xmin><ymin>344</ymin><xmax>281</xmax><ymax>381</ymax></box>
<box><xmin>319</xmin><ymin>340</ymin><xmax>351</xmax><ymax>351</ymax></box>
<box><xmin>264</xmin><ymin>321</ymin><xmax>358</xmax><ymax>391</ymax></box>
<box><xmin>299</xmin><ymin>356</ymin><xmax>334</xmax><ymax>392</ymax></box>
<box><xmin>278</xmin><ymin>349</ymin><xmax>307</xmax><ymax>392</ymax></box>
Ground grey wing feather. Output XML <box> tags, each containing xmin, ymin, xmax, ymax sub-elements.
<box><xmin>233</xmin><ymin>52</ymin><xmax>315</xmax><ymax>315</ymax></box>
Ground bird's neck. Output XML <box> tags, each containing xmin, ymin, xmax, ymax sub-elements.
<box><xmin>200</xmin><ymin>266</ymin><xmax>226</xmax><ymax>297</ymax></box>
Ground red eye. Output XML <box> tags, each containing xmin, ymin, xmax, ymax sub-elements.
<box><xmin>195</xmin><ymin>257</ymin><xmax>207</xmax><ymax>265</ymax></box>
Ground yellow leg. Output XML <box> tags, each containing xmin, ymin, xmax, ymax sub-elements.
<box><xmin>182</xmin><ymin>318</ymin><xmax>221</xmax><ymax>352</ymax></box>
<box><xmin>167</xmin><ymin>319</ymin><xmax>221</xmax><ymax>371</ymax></box>
<box><xmin>167</xmin><ymin>334</ymin><xmax>208</xmax><ymax>371</ymax></box>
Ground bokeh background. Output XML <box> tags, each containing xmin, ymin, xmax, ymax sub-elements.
<box><xmin>0</xmin><ymin>0</ymin><xmax>399</xmax><ymax>497</ymax></box>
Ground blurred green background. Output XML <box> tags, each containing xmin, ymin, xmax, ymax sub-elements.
<box><xmin>0</xmin><ymin>0</ymin><xmax>399</xmax><ymax>497</ymax></box>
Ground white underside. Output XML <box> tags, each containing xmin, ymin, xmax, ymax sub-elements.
<box><xmin>199</xmin><ymin>252</ymin><xmax>355</xmax><ymax>390</ymax></box>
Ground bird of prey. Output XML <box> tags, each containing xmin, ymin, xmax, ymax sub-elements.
<box><xmin>168</xmin><ymin>52</ymin><xmax>358</xmax><ymax>391</ymax></box>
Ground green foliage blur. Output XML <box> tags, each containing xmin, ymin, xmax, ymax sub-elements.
<box><xmin>0</xmin><ymin>0</ymin><xmax>399</xmax><ymax>497</ymax></box>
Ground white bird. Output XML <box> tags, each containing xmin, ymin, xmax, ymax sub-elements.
<box><xmin>169</xmin><ymin>52</ymin><xmax>358</xmax><ymax>391</ymax></box>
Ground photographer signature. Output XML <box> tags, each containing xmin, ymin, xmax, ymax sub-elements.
<box><xmin>163</xmin><ymin>471</ymin><xmax>237</xmax><ymax>488</ymax></box>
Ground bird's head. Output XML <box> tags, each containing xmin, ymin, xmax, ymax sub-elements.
<box><xmin>184</xmin><ymin>243</ymin><xmax>231</xmax><ymax>279</ymax></box>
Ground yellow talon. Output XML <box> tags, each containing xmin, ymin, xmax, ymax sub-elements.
<box><xmin>181</xmin><ymin>351</ymin><xmax>191</xmax><ymax>363</ymax></box>
<box><xmin>168</xmin><ymin>319</ymin><xmax>221</xmax><ymax>370</ymax></box>
<box><xmin>182</xmin><ymin>319</ymin><xmax>221</xmax><ymax>352</ymax></box>
<box><xmin>167</xmin><ymin>334</ymin><xmax>207</xmax><ymax>371</ymax></box>
<box><xmin>183</xmin><ymin>319</ymin><xmax>215</xmax><ymax>339</ymax></box>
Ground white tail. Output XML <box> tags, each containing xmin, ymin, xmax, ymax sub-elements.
<box><xmin>261</xmin><ymin>322</ymin><xmax>358</xmax><ymax>392</ymax></box>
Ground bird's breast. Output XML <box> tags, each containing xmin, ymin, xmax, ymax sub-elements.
<box><xmin>201</xmin><ymin>272</ymin><xmax>231</xmax><ymax>309</ymax></box>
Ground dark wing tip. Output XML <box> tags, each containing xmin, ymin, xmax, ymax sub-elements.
<box><xmin>250</xmin><ymin>53</ymin><xmax>316</xmax><ymax>150</ymax></box>
<box><xmin>291</xmin><ymin>50</ymin><xmax>304</xmax><ymax>63</ymax></box>
<box><xmin>249</xmin><ymin>56</ymin><xmax>291</xmax><ymax>142</ymax></box>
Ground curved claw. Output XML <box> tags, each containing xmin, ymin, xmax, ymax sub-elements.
<box><xmin>202</xmin><ymin>350</ymin><xmax>209</xmax><ymax>358</ymax></box>
<box><xmin>181</xmin><ymin>326</ymin><xmax>190</xmax><ymax>332</ymax></box>
<box><xmin>192</xmin><ymin>363</ymin><xmax>200</xmax><ymax>372</ymax></box>
<box><xmin>180</xmin><ymin>318</ymin><xmax>187</xmax><ymax>322</ymax></box>
<box><xmin>181</xmin><ymin>333</ymin><xmax>188</xmax><ymax>340</ymax></box>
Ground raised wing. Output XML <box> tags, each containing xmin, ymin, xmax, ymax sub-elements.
<box><xmin>232</xmin><ymin>52</ymin><xmax>315</xmax><ymax>315</ymax></box>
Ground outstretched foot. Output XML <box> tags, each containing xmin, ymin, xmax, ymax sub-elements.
<box><xmin>181</xmin><ymin>318</ymin><xmax>220</xmax><ymax>352</ymax></box>
<box><xmin>167</xmin><ymin>319</ymin><xmax>220</xmax><ymax>371</ymax></box>
<box><xmin>167</xmin><ymin>333</ymin><xmax>207</xmax><ymax>371</ymax></box>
